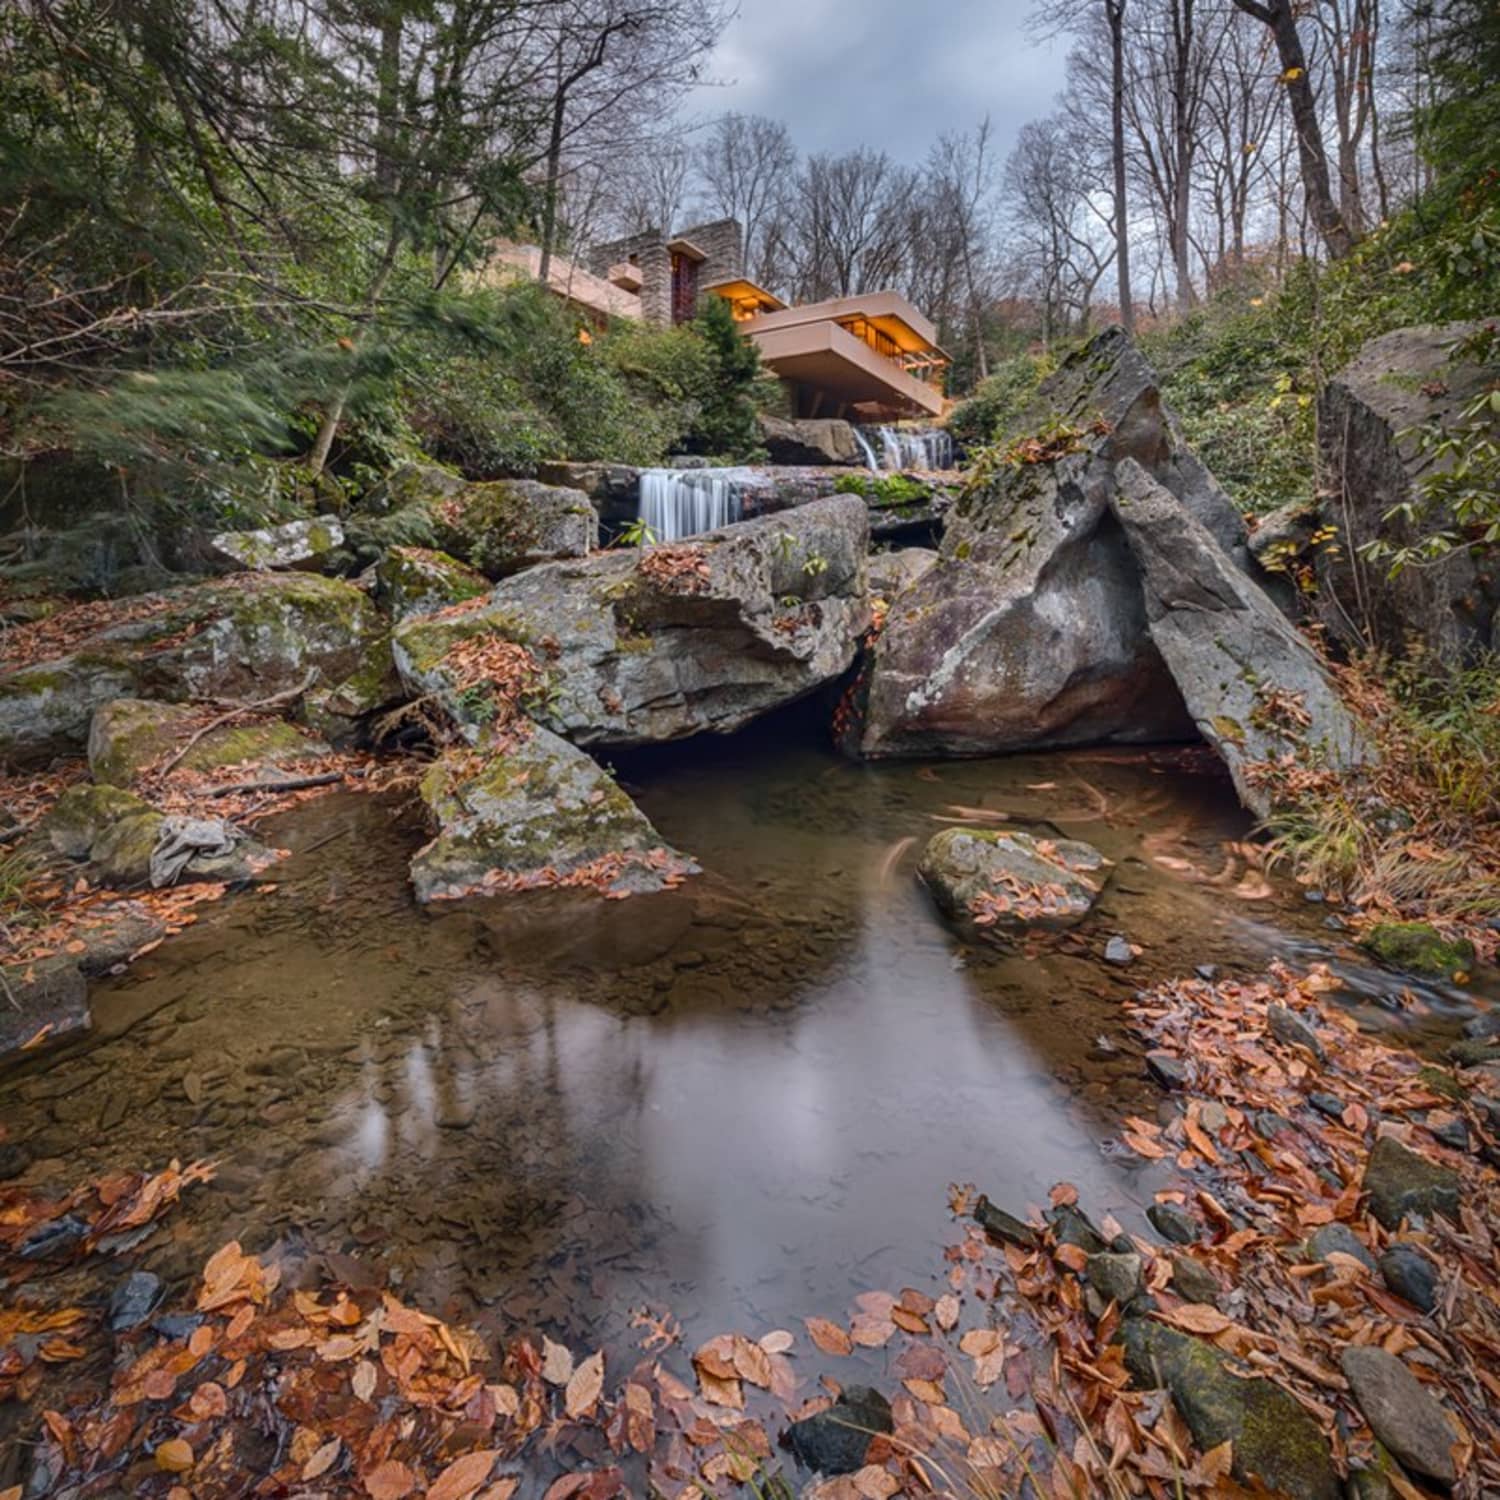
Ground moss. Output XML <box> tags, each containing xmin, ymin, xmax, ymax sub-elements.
<box><xmin>183</xmin><ymin>719</ymin><xmax>317</xmax><ymax>772</ymax></box>
<box><xmin>45</xmin><ymin>783</ymin><xmax>157</xmax><ymax>859</ymax></box>
<box><xmin>1361</xmin><ymin>921</ymin><xmax>1475</xmax><ymax>979</ymax></box>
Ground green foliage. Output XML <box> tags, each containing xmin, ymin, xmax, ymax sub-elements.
<box><xmin>684</xmin><ymin>295</ymin><xmax>764</xmax><ymax>460</ymax></box>
<box><xmin>946</xmin><ymin>355</ymin><xmax>1052</xmax><ymax>447</ymax></box>
<box><xmin>834</xmin><ymin>472</ymin><xmax>931</xmax><ymax>506</ymax></box>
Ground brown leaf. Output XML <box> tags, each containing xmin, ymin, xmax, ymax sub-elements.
<box><xmin>731</xmin><ymin>1334</ymin><xmax>773</xmax><ymax>1389</ymax></box>
<box><xmin>364</xmin><ymin>1460</ymin><xmax>417</xmax><ymax>1500</ymax></box>
<box><xmin>353</xmin><ymin>1359</ymin><xmax>378</xmax><ymax>1402</ymax></box>
<box><xmin>934</xmin><ymin>1294</ymin><xmax>960</xmax><ymax>1331</ymax></box>
<box><xmin>759</xmin><ymin>1329</ymin><xmax>794</xmax><ymax>1355</ymax></box>
<box><xmin>301</xmin><ymin>1438</ymin><xmax>341</xmax><ymax>1482</ymax></box>
<box><xmin>541</xmin><ymin>1336</ymin><xmax>574</xmax><ymax>1386</ymax></box>
<box><xmin>1156</xmin><ymin>1304</ymin><xmax>1233</xmax><ymax>1337</ymax></box>
<box><xmin>565</xmin><ymin>1351</ymin><xmax>604</xmax><ymax>1420</ymax></box>
<box><xmin>154</xmin><ymin>1440</ymin><xmax>193</xmax><ymax>1474</ymax></box>
<box><xmin>427</xmin><ymin>1450</ymin><xmax>500</xmax><ymax>1500</ymax></box>
<box><xmin>805</xmin><ymin>1317</ymin><xmax>853</xmax><ymax>1357</ymax></box>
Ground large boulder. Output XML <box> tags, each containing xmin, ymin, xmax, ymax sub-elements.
<box><xmin>1110</xmin><ymin>459</ymin><xmax>1371</xmax><ymax>818</ymax></box>
<box><xmin>432</xmin><ymin>479</ymin><xmax>597</xmax><ymax>579</ymax></box>
<box><xmin>370</xmin><ymin>546</ymin><xmax>488</xmax><ymax>621</ymax></box>
<box><xmin>87</xmin><ymin>699</ymin><xmax>330</xmax><ymax>788</ymax></box>
<box><xmin>0</xmin><ymin>573</ymin><xmax>389</xmax><ymax>766</ymax></box>
<box><xmin>918</xmin><ymin>828</ymin><xmax>1110</xmax><ymax>940</ymax></box>
<box><xmin>210</xmin><ymin>515</ymin><xmax>344</xmax><ymax>571</ymax></box>
<box><xmin>410</xmin><ymin>725</ymin><xmax>697</xmax><ymax>903</ymax></box>
<box><xmin>535</xmin><ymin>460</ymin><xmax>642</xmax><ymax>523</ymax></box>
<box><xmin>394</xmin><ymin>496</ymin><xmax>870</xmax><ymax>747</ymax></box>
<box><xmin>1318</xmin><ymin>319</ymin><xmax>1499</xmax><ymax>664</ymax></box>
<box><xmin>842</xmin><ymin>327</ymin><xmax>1255</xmax><ymax>761</ymax></box>
<box><xmin>758</xmin><ymin>415</ymin><xmax>862</xmax><ymax>467</ymax></box>
<box><xmin>843</xmin><ymin>448</ymin><xmax>1193</xmax><ymax>759</ymax></box>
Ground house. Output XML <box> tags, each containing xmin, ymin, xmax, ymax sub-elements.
<box><xmin>587</xmin><ymin>220</ymin><xmax>949</xmax><ymax>421</ymax></box>
<box><xmin>475</xmin><ymin>240</ymin><xmax>644</xmax><ymax>325</ymax></box>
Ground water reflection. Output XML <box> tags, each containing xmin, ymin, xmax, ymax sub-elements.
<box><xmin>2</xmin><ymin>721</ymin><xmax>1488</xmax><ymax>1355</ymax></box>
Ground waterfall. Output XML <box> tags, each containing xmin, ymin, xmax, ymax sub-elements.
<box><xmin>638</xmin><ymin>470</ymin><xmax>744</xmax><ymax>543</ymax></box>
<box><xmin>850</xmin><ymin>426</ymin><xmax>880</xmax><ymax>472</ymax></box>
<box><xmin>861</xmin><ymin>427</ymin><xmax>955</xmax><ymax>472</ymax></box>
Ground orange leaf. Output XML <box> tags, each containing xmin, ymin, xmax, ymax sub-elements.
<box><xmin>427</xmin><ymin>1450</ymin><xmax>501</xmax><ymax>1500</ymax></box>
<box><xmin>804</xmin><ymin>1317</ymin><xmax>853</xmax><ymax>1357</ymax></box>
<box><xmin>154</xmin><ymin>1440</ymin><xmax>193</xmax><ymax>1474</ymax></box>
<box><xmin>364</xmin><ymin>1460</ymin><xmax>417</xmax><ymax>1500</ymax></box>
<box><xmin>564</xmin><ymin>1351</ymin><xmax>604</xmax><ymax>1420</ymax></box>
<box><xmin>1156</xmin><ymin>1305</ymin><xmax>1233</xmax><ymax>1336</ymax></box>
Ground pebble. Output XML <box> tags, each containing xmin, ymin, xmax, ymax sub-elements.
<box><xmin>1104</xmin><ymin>936</ymin><xmax>1134</xmax><ymax>966</ymax></box>
<box><xmin>1086</xmin><ymin>1251</ymin><xmax>1144</xmax><ymax>1307</ymax></box>
<box><xmin>974</xmin><ymin>1196</ymin><xmax>1038</xmax><ymax>1249</ymax></box>
<box><xmin>1168</xmin><ymin>1253</ymin><xmax>1222</xmax><ymax>1305</ymax></box>
<box><xmin>1426</xmin><ymin>1113</ymin><xmax>1469</xmax><ymax>1151</ymax></box>
<box><xmin>1146</xmin><ymin>1052</ymin><xmax>1188</xmax><ymax>1090</ymax></box>
<box><xmin>1306</xmin><ymin>1222</ymin><xmax>1377</xmax><ymax>1274</ymax></box>
<box><xmin>1341</xmin><ymin>1346</ymin><xmax>1458</xmax><ymax>1486</ymax></box>
<box><xmin>1462</xmin><ymin>1010</ymin><xmax>1500</xmax><ymax>1040</ymax></box>
<box><xmin>1309</xmin><ymin>1091</ymin><xmax>1345</xmax><ymax>1120</ymax></box>
<box><xmin>1194</xmin><ymin>964</ymin><xmax>1219</xmax><ymax>982</ymax></box>
<box><xmin>1378</xmin><ymin>1243</ymin><xmax>1440</xmax><ymax>1313</ymax></box>
<box><xmin>1363</xmin><ymin>1135</ymin><xmax>1461</xmax><ymax>1229</ymax></box>
<box><xmin>1268</xmin><ymin>1003</ymin><xmax>1325</xmax><ymax>1061</ymax></box>
<box><xmin>109</xmin><ymin>1271</ymin><xmax>164</xmax><ymax>1332</ymax></box>
<box><xmin>1148</xmin><ymin>1202</ymin><xmax>1200</xmax><ymax>1245</ymax></box>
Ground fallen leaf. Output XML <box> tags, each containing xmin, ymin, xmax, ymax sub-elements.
<box><xmin>364</xmin><ymin>1460</ymin><xmax>417</xmax><ymax>1500</ymax></box>
<box><xmin>427</xmin><ymin>1450</ymin><xmax>500</xmax><ymax>1500</ymax></box>
<box><xmin>760</xmin><ymin>1329</ymin><xmax>794</xmax><ymax>1355</ymax></box>
<box><xmin>154</xmin><ymin>1440</ymin><xmax>193</xmax><ymax>1474</ymax></box>
<box><xmin>565</xmin><ymin>1351</ymin><xmax>604</xmax><ymax>1420</ymax></box>
<box><xmin>541</xmin><ymin>1336</ymin><xmax>574</xmax><ymax>1386</ymax></box>
<box><xmin>302</xmin><ymin>1438</ymin><xmax>341</xmax><ymax>1481</ymax></box>
<box><xmin>805</xmin><ymin>1317</ymin><xmax>853</xmax><ymax>1357</ymax></box>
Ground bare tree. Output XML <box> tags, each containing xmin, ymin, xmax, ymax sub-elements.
<box><xmin>1230</xmin><ymin>0</ymin><xmax>1356</xmax><ymax>257</ymax></box>
<box><xmin>694</xmin><ymin>113</ymin><xmax>797</xmax><ymax>280</ymax></box>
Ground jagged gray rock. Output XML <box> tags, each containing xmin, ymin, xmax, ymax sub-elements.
<box><xmin>1318</xmin><ymin>319</ymin><xmax>1500</xmax><ymax>665</ymax></box>
<box><xmin>758</xmin><ymin>415</ymin><xmax>862</xmax><ymax>466</ymax></box>
<box><xmin>1110</xmin><ymin>458</ymin><xmax>1372</xmax><ymax>818</ymax></box>
<box><xmin>410</xmin><ymin>725</ymin><xmax>697</xmax><ymax>903</ymax></box>
<box><xmin>211</xmin><ymin>515</ymin><xmax>344</xmax><ymax>571</ymax></box>
<box><xmin>394</xmin><ymin>496</ymin><xmax>869</xmax><ymax>747</ymax></box>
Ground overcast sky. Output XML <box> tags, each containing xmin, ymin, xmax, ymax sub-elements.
<box><xmin>683</xmin><ymin>0</ymin><xmax>1070</xmax><ymax>165</ymax></box>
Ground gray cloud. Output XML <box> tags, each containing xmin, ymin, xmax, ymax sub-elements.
<box><xmin>684</xmin><ymin>0</ymin><xmax>1070</xmax><ymax>163</ymax></box>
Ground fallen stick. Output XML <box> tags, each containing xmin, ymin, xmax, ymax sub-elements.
<box><xmin>0</xmin><ymin>814</ymin><xmax>39</xmax><ymax>845</ymax></box>
<box><xmin>206</xmin><ymin>770</ymin><xmax>346</xmax><ymax>797</ymax></box>
<box><xmin>154</xmin><ymin>668</ymin><xmax>319</xmax><ymax>779</ymax></box>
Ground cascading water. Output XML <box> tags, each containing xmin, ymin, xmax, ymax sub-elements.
<box><xmin>851</xmin><ymin>427</ymin><xmax>880</xmax><ymax>472</ymax></box>
<box><xmin>638</xmin><ymin>470</ymin><xmax>744</xmax><ymax>543</ymax></box>
<box><xmin>864</xmin><ymin>426</ymin><xmax>955</xmax><ymax>472</ymax></box>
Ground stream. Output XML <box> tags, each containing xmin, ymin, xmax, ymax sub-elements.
<box><xmin>2</xmin><ymin>708</ymin><xmax>1488</xmax><ymax>1364</ymax></box>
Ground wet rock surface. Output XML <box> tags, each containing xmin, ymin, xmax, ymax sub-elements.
<box><xmin>1361</xmin><ymin>921</ymin><xmax>1475</xmax><ymax>980</ymax></box>
<box><xmin>917</xmin><ymin>828</ymin><xmax>1109</xmax><ymax>940</ymax></box>
<box><xmin>1341</xmin><ymin>1345</ymin><xmax>1459</xmax><ymax>1485</ymax></box>
<box><xmin>410</xmin><ymin>725</ymin><xmax>696</xmax><ymax>903</ymax></box>
<box><xmin>394</xmin><ymin>497</ymin><xmax>870</xmax><ymax>747</ymax></box>
<box><xmin>783</xmin><ymin>1385</ymin><xmax>892</xmax><ymax>1474</ymax></box>
<box><xmin>1120</xmin><ymin>1318</ymin><xmax>1341</xmax><ymax>1500</ymax></box>
<box><xmin>1363</xmin><ymin>1135</ymin><xmax>1461</xmax><ymax>1228</ymax></box>
<box><xmin>1110</xmin><ymin>458</ymin><xmax>1372</xmax><ymax>819</ymax></box>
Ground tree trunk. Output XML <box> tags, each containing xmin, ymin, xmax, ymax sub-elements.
<box><xmin>1233</xmin><ymin>0</ymin><xmax>1355</xmax><ymax>258</ymax></box>
<box><xmin>1106</xmin><ymin>0</ymin><xmax>1134</xmax><ymax>334</ymax></box>
<box><xmin>537</xmin><ymin>57</ymin><xmax>568</xmax><ymax>286</ymax></box>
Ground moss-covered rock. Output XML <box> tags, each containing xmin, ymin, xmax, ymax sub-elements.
<box><xmin>372</xmin><ymin>546</ymin><xmax>489</xmax><ymax>621</ymax></box>
<box><xmin>1118</xmin><ymin>1318</ymin><xmax>1340</xmax><ymax>1500</ymax></box>
<box><xmin>1362</xmin><ymin>1134</ymin><xmax>1461</xmax><ymax>1228</ymax></box>
<box><xmin>435</xmin><ymin>479</ymin><xmax>597</xmax><ymax>579</ymax></box>
<box><xmin>917</xmin><ymin>827</ymin><xmax>1110</xmax><ymax>941</ymax></box>
<box><xmin>1</xmin><ymin>573</ymin><xmax>386</xmax><ymax>765</ymax></box>
<box><xmin>410</xmin><ymin>725</ymin><xmax>698</xmax><ymax>903</ymax></box>
<box><xmin>210</xmin><ymin>515</ymin><xmax>344</xmax><ymax>571</ymax></box>
<box><xmin>87</xmin><ymin>699</ymin><xmax>330</xmax><ymax>786</ymax></box>
<box><xmin>43</xmin><ymin>784</ymin><xmax>158</xmax><ymax>860</ymax></box>
<box><xmin>1361</xmin><ymin>921</ymin><xmax>1475</xmax><ymax>980</ymax></box>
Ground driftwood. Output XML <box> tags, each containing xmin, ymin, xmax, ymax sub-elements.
<box><xmin>154</xmin><ymin>668</ymin><xmax>319</xmax><ymax>779</ymax></box>
<box><xmin>206</xmin><ymin>770</ymin><xmax>346</xmax><ymax>797</ymax></box>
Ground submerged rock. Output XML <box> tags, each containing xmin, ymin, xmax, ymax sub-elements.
<box><xmin>1341</xmin><ymin>1346</ymin><xmax>1459</xmax><ymax>1486</ymax></box>
<box><xmin>1109</xmin><ymin>459</ymin><xmax>1371</xmax><ymax>819</ymax></box>
<box><xmin>784</xmin><ymin>1385</ymin><xmax>893</xmax><ymax>1475</ymax></box>
<box><xmin>1363</xmin><ymin>1136</ymin><xmax>1460</xmax><ymax>1229</ymax></box>
<box><xmin>394</xmin><ymin>496</ymin><xmax>869</xmax><ymax>748</ymax></box>
<box><xmin>211</xmin><ymin>515</ymin><xmax>343</xmax><ymax>571</ymax></box>
<box><xmin>109</xmin><ymin>1271</ymin><xmax>164</xmax><ymax>1332</ymax></box>
<box><xmin>917</xmin><ymin>828</ymin><xmax>1110</xmax><ymax>941</ymax></box>
<box><xmin>88</xmin><ymin>699</ymin><xmax>329</xmax><ymax>788</ymax></box>
<box><xmin>1119</xmin><ymin>1319</ymin><xmax>1341</xmax><ymax>1500</ymax></box>
<box><xmin>0</xmin><ymin>573</ymin><xmax>389</xmax><ymax>765</ymax></box>
<box><xmin>410</xmin><ymin>725</ymin><xmax>697</xmax><ymax>903</ymax></box>
<box><xmin>1361</xmin><ymin>922</ymin><xmax>1475</xmax><ymax>981</ymax></box>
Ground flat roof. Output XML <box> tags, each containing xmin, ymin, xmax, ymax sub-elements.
<box><xmin>748</xmin><ymin>319</ymin><xmax>945</xmax><ymax>418</ymax></box>
<box><xmin>703</xmin><ymin>278</ymin><xmax>788</xmax><ymax>312</ymax></box>
<box><xmin>746</xmin><ymin>290</ymin><xmax>948</xmax><ymax>359</ymax></box>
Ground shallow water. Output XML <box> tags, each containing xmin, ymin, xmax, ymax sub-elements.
<box><xmin>3</xmin><ymin>715</ymin><xmax>1489</xmax><ymax>1358</ymax></box>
